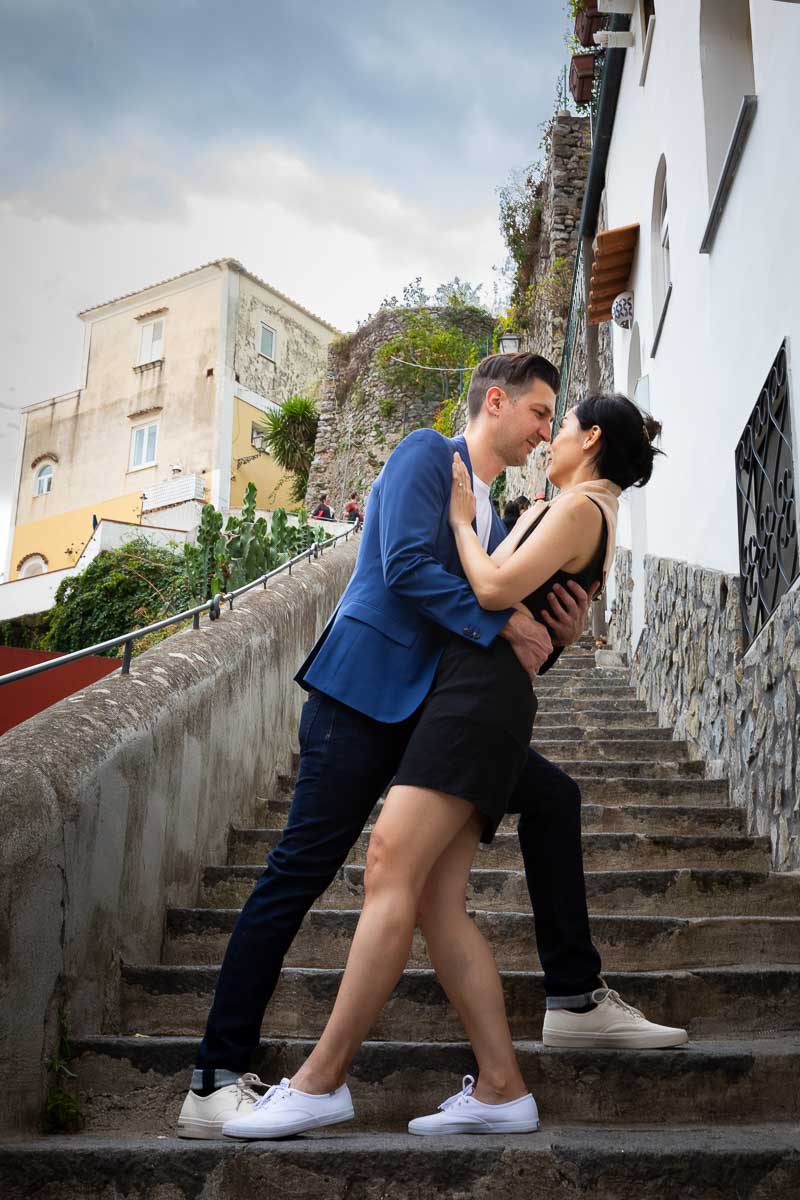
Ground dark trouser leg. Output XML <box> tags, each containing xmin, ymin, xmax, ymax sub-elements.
<box><xmin>507</xmin><ymin>746</ymin><xmax>603</xmax><ymax>1008</ymax></box>
<box><xmin>197</xmin><ymin>691</ymin><xmax>414</xmax><ymax>1073</ymax></box>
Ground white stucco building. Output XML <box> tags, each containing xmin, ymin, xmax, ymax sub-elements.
<box><xmin>549</xmin><ymin>0</ymin><xmax>800</xmax><ymax>869</ymax></box>
<box><xmin>594</xmin><ymin>0</ymin><xmax>800</xmax><ymax>651</ymax></box>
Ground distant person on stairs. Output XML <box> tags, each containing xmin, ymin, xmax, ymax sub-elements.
<box><xmin>176</xmin><ymin>354</ymin><xmax>688</xmax><ymax>1143</ymax></box>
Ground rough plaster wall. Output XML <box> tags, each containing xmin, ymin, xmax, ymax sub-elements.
<box><xmin>306</xmin><ymin>308</ymin><xmax>495</xmax><ymax>513</ymax></box>
<box><xmin>235</xmin><ymin>291</ymin><xmax>328</xmax><ymax>406</ymax></box>
<box><xmin>0</xmin><ymin>539</ymin><xmax>358</xmax><ymax>1133</ymax></box>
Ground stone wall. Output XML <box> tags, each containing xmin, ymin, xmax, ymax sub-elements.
<box><xmin>506</xmin><ymin>113</ymin><xmax>593</xmax><ymax>501</ymax></box>
<box><xmin>0</xmin><ymin>538</ymin><xmax>358</xmax><ymax>1133</ymax></box>
<box><xmin>306</xmin><ymin>307</ymin><xmax>495</xmax><ymax>513</ymax></box>
<box><xmin>607</xmin><ymin>546</ymin><xmax>632</xmax><ymax>657</ymax></box>
<box><xmin>612</xmin><ymin>551</ymin><xmax>800</xmax><ymax>871</ymax></box>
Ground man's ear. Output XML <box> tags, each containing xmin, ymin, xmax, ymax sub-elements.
<box><xmin>485</xmin><ymin>385</ymin><xmax>505</xmax><ymax>417</ymax></box>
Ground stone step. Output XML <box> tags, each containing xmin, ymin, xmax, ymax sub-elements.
<box><xmin>535</xmin><ymin>686</ymin><xmax>637</xmax><ymax>699</ymax></box>
<box><xmin>228</xmin><ymin>829</ymin><xmax>769</xmax><ymax>872</ymax></box>
<box><xmin>163</xmin><ymin>908</ymin><xmax>800</xmax><ymax>971</ymax></box>
<box><xmin>579</xmin><ymin>802</ymin><xmax>745</xmax><ymax>834</ymax></box>
<box><xmin>119</xmin><ymin>964</ymin><xmax>800</xmax><ymax>1042</ymax></box>
<box><xmin>532</xmin><ymin>739</ymin><xmax>691</xmax><ymax>762</ymax></box>
<box><xmin>568</xmin><ymin>778</ymin><xmax>729</xmax><ymax>805</ymax></box>
<box><xmin>540</xmin><ymin>667</ymin><xmax>630</xmax><ymax>681</ymax></box>
<box><xmin>535</xmin><ymin>698</ymin><xmax>647</xmax><ymax>713</ymax></box>
<box><xmin>535</xmin><ymin>709</ymin><xmax>660</xmax><ymax>728</ymax></box>
<box><xmin>71</xmin><ymin>1036</ymin><xmax>800</xmax><ymax>1133</ymax></box>
<box><xmin>200</xmin><ymin>866</ymin><xmax>800</xmax><ymax>917</ymax></box>
<box><xmin>4</xmin><ymin>1128</ymin><xmax>798</xmax><ymax>1200</ymax></box>
<box><xmin>533</xmin><ymin>724</ymin><xmax>675</xmax><ymax>741</ymax></box>
<box><xmin>263</xmin><ymin>779</ymin><xmax>730</xmax><ymax>824</ymax></box>
<box><xmin>556</xmin><ymin>760</ymin><xmax>706</xmax><ymax>779</ymax></box>
<box><xmin>256</xmin><ymin>800</ymin><xmax>744</xmax><ymax>840</ymax></box>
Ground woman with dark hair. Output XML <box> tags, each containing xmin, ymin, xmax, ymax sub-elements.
<box><xmin>502</xmin><ymin>497</ymin><xmax>520</xmax><ymax>534</ymax></box>
<box><xmin>224</xmin><ymin>392</ymin><xmax>676</xmax><ymax>1140</ymax></box>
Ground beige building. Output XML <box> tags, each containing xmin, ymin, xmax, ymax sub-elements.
<box><xmin>5</xmin><ymin>259</ymin><xmax>338</xmax><ymax>585</ymax></box>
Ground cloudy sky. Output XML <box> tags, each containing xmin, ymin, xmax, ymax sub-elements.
<box><xmin>0</xmin><ymin>0</ymin><xmax>566</xmax><ymax>563</ymax></box>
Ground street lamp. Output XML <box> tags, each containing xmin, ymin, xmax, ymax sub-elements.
<box><xmin>498</xmin><ymin>331</ymin><xmax>521</xmax><ymax>354</ymax></box>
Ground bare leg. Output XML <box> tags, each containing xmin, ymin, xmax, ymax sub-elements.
<box><xmin>290</xmin><ymin>784</ymin><xmax>476</xmax><ymax>1093</ymax></box>
<box><xmin>418</xmin><ymin>825</ymin><xmax>528</xmax><ymax>1105</ymax></box>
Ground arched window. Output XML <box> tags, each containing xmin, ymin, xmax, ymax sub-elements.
<box><xmin>651</xmin><ymin>156</ymin><xmax>672</xmax><ymax>344</ymax></box>
<box><xmin>699</xmin><ymin>0</ymin><xmax>756</xmax><ymax>201</ymax></box>
<box><xmin>34</xmin><ymin>464</ymin><xmax>53</xmax><ymax>496</ymax></box>
<box><xmin>19</xmin><ymin>554</ymin><xmax>48</xmax><ymax>578</ymax></box>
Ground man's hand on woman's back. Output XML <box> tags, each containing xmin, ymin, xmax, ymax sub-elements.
<box><xmin>498</xmin><ymin>611</ymin><xmax>554</xmax><ymax>681</ymax></box>
<box><xmin>538</xmin><ymin>580</ymin><xmax>599</xmax><ymax>647</ymax></box>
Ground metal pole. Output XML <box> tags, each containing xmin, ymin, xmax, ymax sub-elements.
<box><xmin>121</xmin><ymin>640</ymin><xmax>133</xmax><ymax>675</ymax></box>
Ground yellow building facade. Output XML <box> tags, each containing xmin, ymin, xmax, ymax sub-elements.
<box><xmin>7</xmin><ymin>260</ymin><xmax>338</xmax><ymax>580</ymax></box>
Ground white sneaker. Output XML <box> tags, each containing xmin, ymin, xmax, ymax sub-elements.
<box><xmin>176</xmin><ymin>1073</ymin><xmax>265</xmax><ymax>1139</ymax></box>
<box><xmin>222</xmin><ymin>1077</ymin><xmax>354</xmax><ymax>1140</ymax></box>
<box><xmin>543</xmin><ymin>984</ymin><xmax>689</xmax><ymax>1049</ymax></box>
<box><xmin>408</xmin><ymin>1076</ymin><xmax>539</xmax><ymax>1136</ymax></box>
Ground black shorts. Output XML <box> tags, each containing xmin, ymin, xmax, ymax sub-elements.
<box><xmin>392</xmin><ymin>635</ymin><xmax>537</xmax><ymax>843</ymax></box>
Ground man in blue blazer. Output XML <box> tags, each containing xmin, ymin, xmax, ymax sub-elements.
<box><xmin>178</xmin><ymin>352</ymin><xmax>685</xmax><ymax>1139</ymax></box>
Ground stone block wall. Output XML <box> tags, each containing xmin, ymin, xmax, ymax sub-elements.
<box><xmin>306</xmin><ymin>308</ymin><xmax>495</xmax><ymax>513</ymax></box>
<box><xmin>611</xmin><ymin>552</ymin><xmax>800</xmax><ymax>871</ymax></box>
<box><xmin>607</xmin><ymin>546</ymin><xmax>632</xmax><ymax>656</ymax></box>
<box><xmin>506</xmin><ymin>113</ymin><xmax>595</xmax><ymax>502</ymax></box>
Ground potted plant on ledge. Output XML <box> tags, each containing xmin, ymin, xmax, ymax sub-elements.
<box><xmin>569</xmin><ymin>48</ymin><xmax>597</xmax><ymax>105</ymax></box>
<box><xmin>572</xmin><ymin>0</ymin><xmax>605</xmax><ymax>48</ymax></box>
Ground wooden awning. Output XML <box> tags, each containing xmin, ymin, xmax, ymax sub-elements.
<box><xmin>587</xmin><ymin>223</ymin><xmax>639</xmax><ymax>325</ymax></box>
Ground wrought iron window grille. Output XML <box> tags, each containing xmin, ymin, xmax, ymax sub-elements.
<box><xmin>735</xmin><ymin>339</ymin><xmax>799</xmax><ymax>649</ymax></box>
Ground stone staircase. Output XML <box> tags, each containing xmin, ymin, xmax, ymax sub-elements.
<box><xmin>3</xmin><ymin>641</ymin><xmax>799</xmax><ymax>1197</ymax></box>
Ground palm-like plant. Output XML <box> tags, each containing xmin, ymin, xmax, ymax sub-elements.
<box><xmin>257</xmin><ymin>395</ymin><xmax>319</xmax><ymax>503</ymax></box>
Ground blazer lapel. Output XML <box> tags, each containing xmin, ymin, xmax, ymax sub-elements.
<box><xmin>451</xmin><ymin>435</ymin><xmax>478</xmax><ymax>538</ymax></box>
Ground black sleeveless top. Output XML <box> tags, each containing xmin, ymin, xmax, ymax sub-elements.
<box><xmin>516</xmin><ymin>499</ymin><xmax>608</xmax><ymax>619</ymax></box>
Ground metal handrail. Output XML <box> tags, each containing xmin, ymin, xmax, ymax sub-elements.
<box><xmin>0</xmin><ymin>527</ymin><xmax>356</xmax><ymax>687</ymax></box>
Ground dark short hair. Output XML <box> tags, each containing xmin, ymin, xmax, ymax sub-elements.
<box><xmin>349</xmin><ymin>492</ymin><xmax>358</xmax><ymax>500</ymax></box>
<box><xmin>572</xmin><ymin>393</ymin><xmax>665</xmax><ymax>489</ymax></box>
<box><xmin>466</xmin><ymin>353</ymin><xmax>560</xmax><ymax>420</ymax></box>
<box><xmin>503</xmin><ymin>499</ymin><xmax>520</xmax><ymax>521</ymax></box>
<box><xmin>319</xmin><ymin>492</ymin><xmax>328</xmax><ymax>499</ymax></box>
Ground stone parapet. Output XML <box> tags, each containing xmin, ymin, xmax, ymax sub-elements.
<box><xmin>0</xmin><ymin>539</ymin><xmax>358</xmax><ymax>1133</ymax></box>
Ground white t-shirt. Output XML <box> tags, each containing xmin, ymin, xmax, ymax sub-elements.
<box><xmin>473</xmin><ymin>474</ymin><xmax>493</xmax><ymax>550</ymax></box>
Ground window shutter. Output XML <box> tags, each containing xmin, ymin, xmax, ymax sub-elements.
<box><xmin>151</xmin><ymin>320</ymin><xmax>164</xmax><ymax>360</ymax></box>
<box><xmin>146</xmin><ymin>423</ymin><xmax>158</xmax><ymax>463</ymax></box>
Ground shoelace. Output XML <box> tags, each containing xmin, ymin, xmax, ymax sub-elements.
<box><xmin>439</xmin><ymin>1075</ymin><xmax>476</xmax><ymax>1112</ymax></box>
<box><xmin>253</xmin><ymin>1077</ymin><xmax>293</xmax><ymax>1111</ymax></box>
<box><xmin>592</xmin><ymin>986</ymin><xmax>645</xmax><ymax>1020</ymax></box>
<box><xmin>235</xmin><ymin>1072</ymin><xmax>268</xmax><ymax>1109</ymax></box>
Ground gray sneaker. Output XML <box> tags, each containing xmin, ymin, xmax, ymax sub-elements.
<box><xmin>543</xmin><ymin>985</ymin><xmax>689</xmax><ymax>1049</ymax></box>
<box><xmin>176</xmin><ymin>1073</ymin><xmax>265</xmax><ymax>1139</ymax></box>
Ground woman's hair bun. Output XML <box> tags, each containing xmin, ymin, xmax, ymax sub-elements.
<box><xmin>573</xmin><ymin>393</ymin><xmax>665</xmax><ymax>490</ymax></box>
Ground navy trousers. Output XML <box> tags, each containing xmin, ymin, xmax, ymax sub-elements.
<box><xmin>197</xmin><ymin>690</ymin><xmax>602</xmax><ymax>1072</ymax></box>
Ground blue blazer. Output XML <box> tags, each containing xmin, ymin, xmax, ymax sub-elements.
<box><xmin>296</xmin><ymin>430</ymin><xmax>542</xmax><ymax>723</ymax></box>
